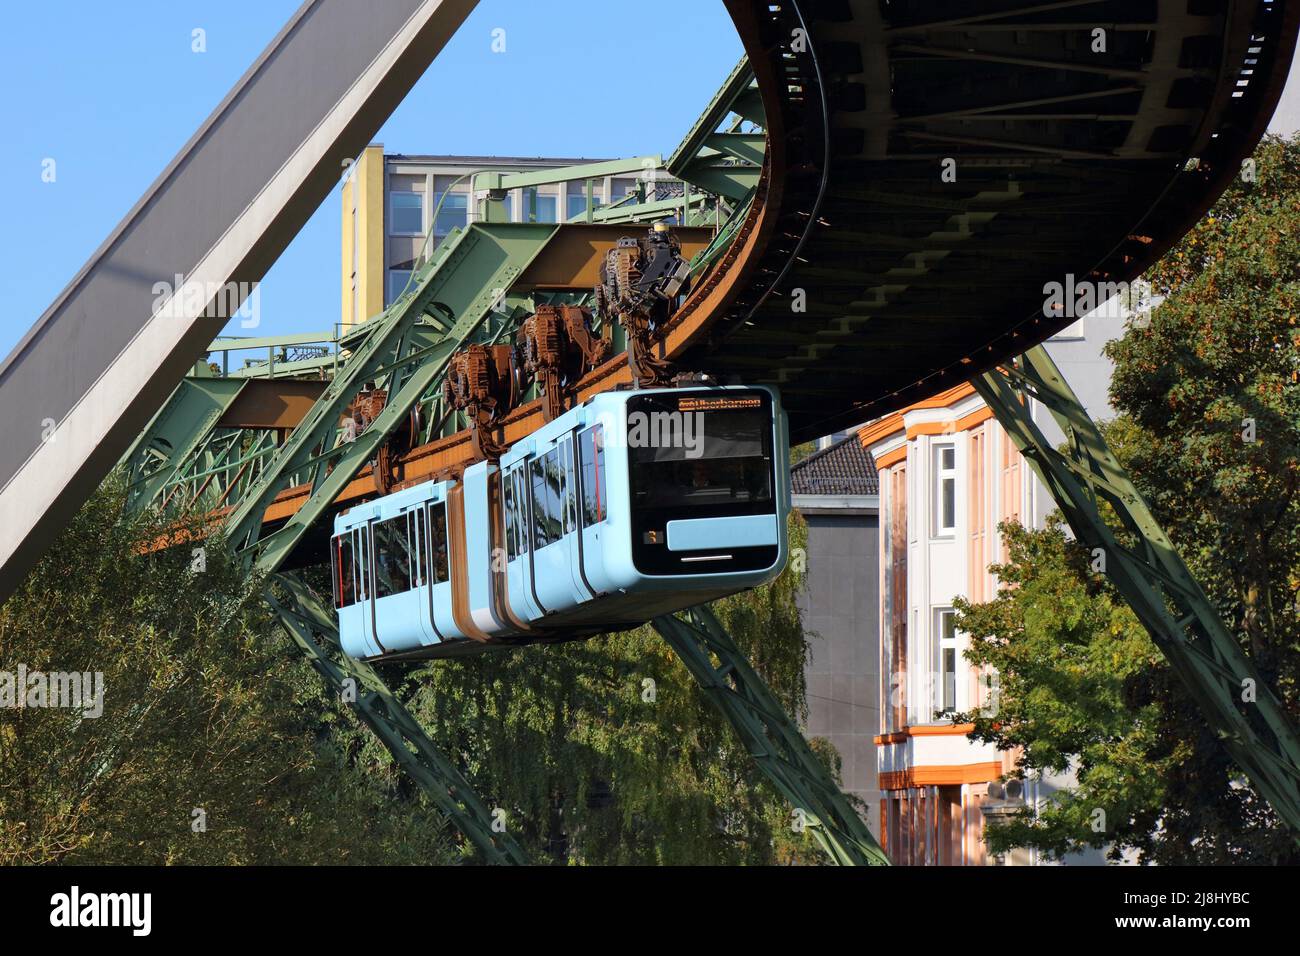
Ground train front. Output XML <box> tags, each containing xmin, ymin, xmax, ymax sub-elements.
<box><xmin>601</xmin><ymin>385</ymin><xmax>791</xmax><ymax>591</ymax></box>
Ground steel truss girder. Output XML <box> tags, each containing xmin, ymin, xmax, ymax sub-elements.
<box><xmin>974</xmin><ymin>346</ymin><xmax>1300</xmax><ymax>838</ymax></box>
<box><xmin>265</xmin><ymin>572</ymin><xmax>528</xmax><ymax>865</ymax></box>
<box><xmin>121</xmin><ymin>376</ymin><xmax>250</xmax><ymax>512</ymax></box>
<box><xmin>652</xmin><ymin>605</ymin><xmax>890</xmax><ymax>866</ymax></box>
<box><xmin>224</xmin><ymin>222</ymin><xmax>557</xmax><ymax>573</ymax></box>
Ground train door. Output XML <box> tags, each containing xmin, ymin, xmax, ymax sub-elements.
<box><xmin>424</xmin><ymin>498</ymin><xmax>463</xmax><ymax>640</ymax></box>
<box><xmin>561</xmin><ymin>432</ymin><xmax>596</xmax><ymax>602</ymax></box>
<box><xmin>528</xmin><ymin>443</ymin><xmax>575</xmax><ymax>613</ymax></box>
<box><xmin>358</xmin><ymin>520</ymin><xmax>385</xmax><ymax>657</ymax></box>
<box><xmin>502</xmin><ymin>462</ymin><xmax>542</xmax><ymax>623</ymax></box>
<box><xmin>404</xmin><ymin>504</ymin><xmax>439</xmax><ymax>648</ymax></box>
<box><xmin>575</xmin><ymin>423</ymin><xmax>612</xmax><ymax>596</ymax></box>
<box><xmin>333</xmin><ymin>527</ymin><xmax>377</xmax><ymax>659</ymax></box>
<box><xmin>370</xmin><ymin>509</ymin><xmax>425</xmax><ymax>653</ymax></box>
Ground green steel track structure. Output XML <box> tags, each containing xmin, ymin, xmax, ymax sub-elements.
<box><xmin>265</xmin><ymin>572</ymin><xmax>530</xmax><ymax>865</ymax></box>
<box><xmin>653</xmin><ymin>606</ymin><xmax>889</xmax><ymax>866</ymax></box>
<box><xmin>108</xmin><ymin>14</ymin><xmax>1300</xmax><ymax>863</ymax></box>
<box><xmin>974</xmin><ymin>347</ymin><xmax>1300</xmax><ymax>839</ymax></box>
<box><xmin>222</xmin><ymin>220</ymin><xmax>555</xmax><ymax>574</ymax></box>
<box><xmin>175</xmin><ymin>68</ymin><xmax>884</xmax><ymax>865</ymax></box>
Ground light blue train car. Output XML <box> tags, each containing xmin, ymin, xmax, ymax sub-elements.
<box><xmin>331</xmin><ymin>385</ymin><xmax>790</xmax><ymax>660</ymax></box>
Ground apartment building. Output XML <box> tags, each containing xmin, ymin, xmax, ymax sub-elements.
<box><xmin>862</xmin><ymin>312</ymin><xmax>1123</xmax><ymax>865</ymax></box>
<box><xmin>340</xmin><ymin>145</ymin><xmax>679</xmax><ymax>329</ymax></box>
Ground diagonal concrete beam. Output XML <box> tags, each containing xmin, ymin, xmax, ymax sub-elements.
<box><xmin>0</xmin><ymin>0</ymin><xmax>478</xmax><ymax>601</ymax></box>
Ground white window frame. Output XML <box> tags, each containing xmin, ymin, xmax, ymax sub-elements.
<box><xmin>932</xmin><ymin>442</ymin><xmax>957</xmax><ymax>538</ymax></box>
<box><xmin>936</xmin><ymin>607</ymin><xmax>960</xmax><ymax>716</ymax></box>
<box><xmin>387</xmin><ymin>186</ymin><xmax>425</xmax><ymax>238</ymax></box>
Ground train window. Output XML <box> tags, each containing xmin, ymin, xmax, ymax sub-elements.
<box><xmin>579</xmin><ymin>425</ymin><xmax>606</xmax><ymax>525</ymax></box>
<box><xmin>409</xmin><ymin>510</ymin><xmax>425</xmax><ymax>586</ymax></box>
<box><xmin>503</xmin><ymin>466</ymin><xmax>529</xmax><ymax>560</ymax></box>
<box><xmin>627</xmin><ymin>395</ymin><xmax>773</xmax><ymax>512</ymax></box>
<box><xmin>331</xmin><ymin>534</ymin><xmax>357</xmax><ymax>609</ymax></box>
<box><xmin>428</xmin><ymin>502</ymin><xmax>449</xmax><ymax>584</ymax></box>
<box><xmin>514</xmin><ymin>468</ymin><xmax>530</xmax><ymax>556</ymax></box>
<box><xmin>373</xmin><ymin>516</ymin><xmax>414</xmax><ymax>598</ymax></box>
<box><xmin>503</xmin><ymin>468</ymin><xmax>517</xmax><ymax>560</ymax></box>
<box><xmin>560</xmin><ymin>436</ymin><xmax>577</xmax><ymax>535</ymax></box>
<box><xmin>531</xmin><ymin>450</ymin><xmax>565</xmax><ymax>549</ymax></box>
<box><xmin>503</xmin><ymin>468</ymin><xmax>515</xmax><ymax>559</ymax></box>
<box><xmin>356</xmin><ymin>529</ymin><xmax>368</xmax><ymax>600</ymax></box>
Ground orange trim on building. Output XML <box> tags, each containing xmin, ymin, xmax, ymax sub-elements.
<box><xmin>858</xmin><ymin>383</ymin><xmax>980</xmax><ymax>448</ymax></box>
<box><xmin>861</xmin><ymin>394</ymin><xmax>993</xmax><ymax>471</ymax></box>
<box><xmin>874</xmin><ymin>723</ymin><xmax>976</xmax><ymax>745</ymax></box>
<box><xmin>879</xmin><ymin>762</ymin><xmax>1002</xmax><ymax>791</ymax></box>
<box><xmin>874</xmin><ymin>445</ymin><xmax>907</xmax><ymax>469</ymax></box>
<box><xmin>858</xmin><ymin>414</ymin><xmax>904</xmax><ymax>450</ymax></box>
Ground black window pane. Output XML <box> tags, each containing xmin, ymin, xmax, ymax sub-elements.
<box><xmin>429</xmin><ymin>504</ymin><xmax>449</xmax><ymax>584</ymax></box>
<box><xmin>411</xmin><ymin>512</ymin><xmax>425</xmax><ymax>586</ymax></box>
<box><xmin>373</xmin><ymin>517</ymin><xmax>413</xmax><ymax>597</ymax></box>
<box><xmin>503</xmin><ymin>471</ymin><xmax>516</xmax><ymax>560</ymax></box>
<box><xmin>629</xmin><ymin>408</ymin><xmax>773</xmax><ymax>512</ymax></box>
<box><xmin>333</xmin><ymin>535</ymin><xmax>356</xmax><ymax>608</ymax></box>
<box><xmin>544</xmin><ymin>450</ymin><xmax>564</xmax><ymax>544</ymax></box>
<box><xmin>580</xmin><ymin>426</ymin><xmax>607</xmax><ymax>526</ymax></box>
<box><xmin>530</xmin><ymin>458</ymin><xmax>549</xmax><ymax>549</ymax></box>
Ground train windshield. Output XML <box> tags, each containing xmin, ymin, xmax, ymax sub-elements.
<box><xmin>627</xmin><ymin>392</ymin><xmax>774</xmax><ymax>513</ymax></box>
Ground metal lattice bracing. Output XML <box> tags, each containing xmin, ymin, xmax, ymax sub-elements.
<box><xmin>223</xmin><ymin>221</ymin><xmax>557</xmax><ymax>575</ymax></box>
<box><xmin>974</xmin><ymin>346</ymin><xmax>1300</xmax><ymax>838</ymax></box>
<box><xmin>266</xmin><ymin>573</ymin><xmax>529</xmax><ymax>865</ymax></box>
<box><xmin>653</xmin><ymin>605</ymin><xmax>890</xmax><ymax>866</ymax></box>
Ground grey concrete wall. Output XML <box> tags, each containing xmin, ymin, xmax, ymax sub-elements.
<box><xmin>798</xmin><ymin>511</ymin><xmax>881</xmax><ymax>835</ymax></box>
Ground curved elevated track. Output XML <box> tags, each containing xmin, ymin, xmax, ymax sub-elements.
<box><xmin>260</xmin><ymin>0</ymin><xmax>1299</xmax><ymax>521</ymax></box>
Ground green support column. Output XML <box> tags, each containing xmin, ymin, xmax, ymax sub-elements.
<box><xmin>973</xmin><ymin>345</ymin><xmax>1300</xmax><ymax>838</ymax></box>
<box><xmin>653</xmin><ymin>605</ymin><xmax>890</xmax><ymax>866</ymax></box>
<box><xmin>266</xmin><ymin>573</ymin><xmax>530</xmax><ymax>865</ymax></box>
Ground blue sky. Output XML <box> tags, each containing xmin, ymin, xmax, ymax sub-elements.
<box><xmin>0</xmin><ymin>1</ymin><xmax>743</xmax><ymax>360</ymax></box>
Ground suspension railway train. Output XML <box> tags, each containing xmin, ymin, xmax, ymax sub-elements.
<box><xmin>331</xmin><ymin>384</ymin><xmax>791</xmax><ymax>660</ymax></box>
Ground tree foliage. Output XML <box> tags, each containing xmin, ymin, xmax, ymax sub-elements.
<box><xmin>0</xmin><ymin>478</ymin><xmax>457</xmax><ymax>864</ymax></box>
<box><xmin>389</xmin><ymin>511</ymin><xmax>831</xmax><ymax>864</ymax></box>
<box><xmin>953</xmin><ymin>135</ymin><xmax>1300</xmax><ymax>863</ymax></box>
<box><xmin>3</xmin><ymin>476</ymin><xmax>829</xmax><ymax>865</ymax></box>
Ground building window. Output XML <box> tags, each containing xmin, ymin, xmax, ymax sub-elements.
<box><xmin>387</xmin><ymin>268</ymin><xmax>413</xmax><ymax>304</ymax></box>
<box><xmin>610</xmin><ymin>177</ymin><xmax>638</xmax><ymax>206</ymax></box>
<box><xmin>565</xmin><ymin>181</ymin><xmax>603</xmax><ymax>219</ymax></box>
<box><xmin>523</xmin><ymin>187</ymin><xmax>558</xmax><ymax>223</ymax></box>
<box><xmin>937</xmin><ymin>608</ymin><xmax>959</xmax><ymax>715</ymax></box>
<box><xmin>432</xmin><ymin>176</ymin><xmax>468</xmax><ymax>240</ymax></box>
<box><xmin>389</xmin><ymin>189</ymin><xmax>424</xmax><ymax>236</ymax></box>
<box><xmin>933</xmin><ymin>443</ymin><xmax>956</xmax><ymax>537</ymax></box>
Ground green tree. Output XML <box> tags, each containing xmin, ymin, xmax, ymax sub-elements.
<box><xmin>383</xmin><ymin>511</ymin><xmax>833</xmax><ymax>865</ymax></box>
<box><xmin>953</xmin><ymin>134</ymin><xmax>1300</xmax><ymax>864</ymax></box>
<box><xmin>0</xmin><ymin>478</ymin><xmax>458</xmax><ymax>865</ymax></box>
<box><xmin>3</xmin><ymin>477</ymin><xmax>833</xmax><ymax>865</ymax></box>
